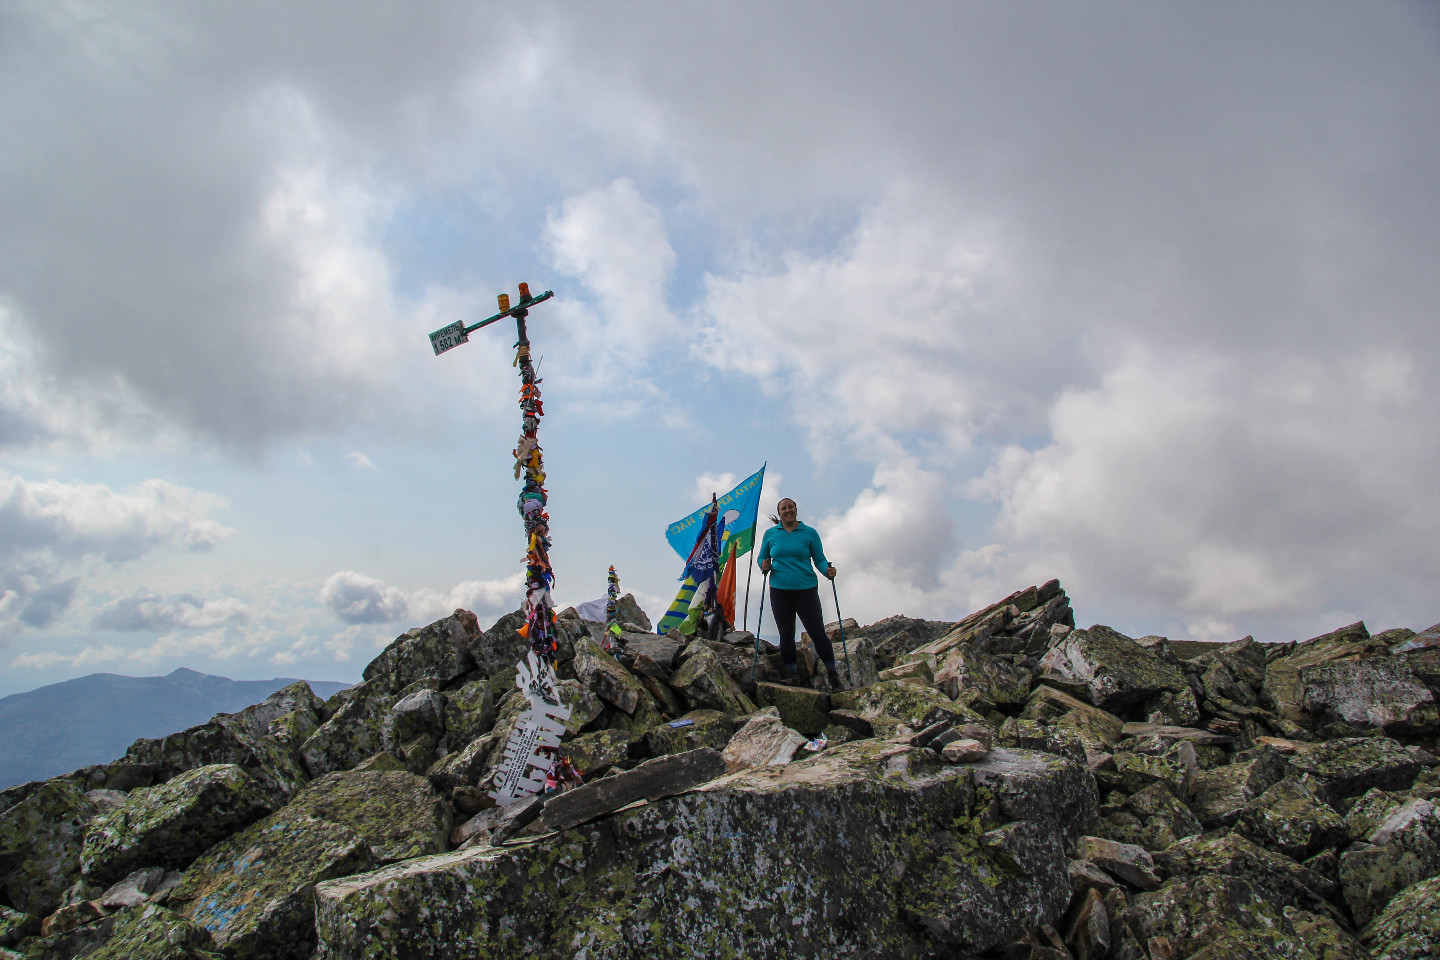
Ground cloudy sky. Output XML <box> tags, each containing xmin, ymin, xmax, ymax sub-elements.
<box><xmin>2</xmin><ymin>2</ymin><xmax>1437</xmax><ymax>696</ymax></box>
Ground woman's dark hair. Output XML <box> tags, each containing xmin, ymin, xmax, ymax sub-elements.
<box><xmin>768</xmin><ymin>498</ymin><xmax>796</xmax><ymax>525</ymax></box>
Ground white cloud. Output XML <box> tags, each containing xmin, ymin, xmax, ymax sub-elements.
<box><xmin>692</xmin><ymin>472</ymin><xmax>737</xmax><ymax>506</ymax></box>
<box><xmin>969</xmin><ymin>348</ymin><xmax>1440</xmax><ymax>639</ymax></box>
<box><xmin>343</xmin><ymin>451</ymin><xmax>376</xmax><ymax>471</ymax></box>
<box><xmin>0</xmin><ymin>470</ymin><xmax>234</xmax><ymax>639</ymax></box>
<box><xmin>94</xmin><ymin>591</ymin><xmax>251</xmax><ymax>632</ymax></box>
<box><xmin>320</xmin><ymin>571</ymin><xmax>410</xmax><ymax>625</ymax></box>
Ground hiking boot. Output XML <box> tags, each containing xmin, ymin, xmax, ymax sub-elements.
<box><xmin>780</xmin><ymin>668</ymin><xmax>805</xmax><ymax>687</ymax></box>
<box><xmin>826</xmin><ymin>665</ymin><xmax>843</xmax><ymax>690</ymax></box>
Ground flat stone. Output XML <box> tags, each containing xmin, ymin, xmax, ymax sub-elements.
<box><xmin>41</xmin><ymin>899</ymin><xmax>106</xmax><ymax>937</ymax></box>
<box><xmin>540</xmin><ymin>748</ymin><xmax>727</xmax><ymax>833</ymax></box>
<box><xmin>1075</xmin><ymin>836</ymin><xmax>1160</xmax><ymax>890</ymax></box>
<box><xmin>1120</xmin><ymin>722</ymin><xmax>1234</xmax><ymax>747</ymax></box>
<box><xmin>721</xmin><ymin>710</ymin><xmax>807</xmax><ymax>772</ymax></box>
<box><xmin>940</xmin><ymin>739</ymin><xmax>989</xmax><ymax>763</ymax></box>
<box><xmin>620</xmin><ymin>634</ymin><xmax>684</xmax><ymax>670</ymax></box>
<box><xmin>313</xmin><ymin>743</ymin><xmax>1093</xmax><ymax>959</ymax></box>
<box><xmin>97</xmin><ymin>867</ymin><xmax>165</xmax><ymax>910</ymax></box>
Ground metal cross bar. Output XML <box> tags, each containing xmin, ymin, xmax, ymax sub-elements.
<box><xmin>428</xmin><ymin>289</ymin><xmax>555</xmax><ymax>357</ymax></box>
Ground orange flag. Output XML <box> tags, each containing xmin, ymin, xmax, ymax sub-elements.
<box><xmin>715</xmin><ymin>541</ymin><xmax>738</xmax><ymax>627</ymax></box>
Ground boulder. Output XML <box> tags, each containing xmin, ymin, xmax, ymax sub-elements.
<box><xmin>1037</xmin><ymin>625</ymin><xmax>1189</xmax><ymax>715</ymax></box>
<box><xmin>79</xmin><ymin>764</ymin><xmax>274</xmax><ymax>885</ymax></box>
<box><xmin>442</xmin><ymin>679</ymin><xmax>496</xmax><ymax>746</ymax></box>
<box><xmin>721</xmin><ymin>710</ymin><xmax>809</xmax><ymax>772</ymax></box>
<box><xmin>754</xmin><ymin>682</ymin><xmax>831</xmax><ymax>738</ymax></box>
<box><xmin>1062</xmin><ymin>886</ymin><xmax>1110</xmax><ymax>960</ymax></box>
<box><xmin>1231</xmin><ymin>776</ymin><xmax>1348</xmax><ymax>862</ymax></box>
<box><xmin>379</xmin><ymin>688</ymin><xmax>447</xmax><ymax>765</ymax></box>
<box><xmin>314</xmin><ymin>744</ymin><xmax>1093</xmax><ymax>958</ymax></box>
<box><xmin>123</xmin><ymin>710</ymin><xmax>310</xmax><ymax>803</ymax></box>
<box><xmin>573</xmin><ymin>637</ymin><xmax>647</xmax><ymax>714</ymax></box>
<box><xmin>1075</xmin><ymin>836</ymin><xmax>1160</xmax><ymax>890</ymax></box>
<box><xmin>1154</xmin><ymin>834</ymin><xmax>1341</xmax><ymax>921</ymax></box>
<box><xmin>0</xmin><ymin>780</ymin><xmax>97</xmax><ymax>916</ymax></box>
<box><xmin>620</xmin><ymin>634</ymin><xmax>684</xmax><ymax>671</ymax></box>
<box><xmin>1121</xmin><ymin>874</ymin><xmax>1359</xmax><ymax>959</ymax></box>
<box><xmin>854</xmin><ymin>614</ymin><xmax>960</xmax><ymax>669</ymax></box>
<box><xmin>561</xmin><ymin>728</ymin><xmax>630</xmax><ymax>778</ymax></box>
<box><xmin>96</xmin><ymin>866</ymin><xmax>166</xmax><ymax>910</ymax></box>
<box><xmin>831</xmin><ymin>680</ymin><xmax>983</xmax><ymax>732</ymax></box>
<box><xmin>1339</xmin><ymin>798</ymin><xmax>1440</xmax><ymax>927</ymax></box>
<box><xmin>81</xmin><ymin>904</ymin><xmax>223</xmax><ymax>960</ymax></box>
<box><xmin>363</xmin><ymin>611</ymin><xmax>477</xmax><ymax>695</ymax></box>
<box><xmin>1098</xmin><ymin>783</ymin><xmax>1202</xmax><ymax>853</ymax></box>
<box><xmin>299</xmin><ymin>679</ymin><xmax>395</xmax><ymax>778</ymax></box>
<box><xmin>669</xmin><ymin>647</ymin><xmax>757</xmax><ymax>716</ymax></box>
<box><xmin>169</xmin><ymin>812</ymin><xmax>375</xmax><ymax>960</ymax></box>
<box><xmin>1346</xmin><ymin>788</ymin><xmax>1406</xmax><ymax>842</ymax></box>
<box><xmin>644</xmin><ymin>710</ymin><xmax>735</xmax><ymax>756</ymax></box>
<box><xmin>1189</xmin><ymin>749</ymin><xmax>1290</xmax><ymax>828</ymax></box>
<box><xmin>0</xmin><ymin>905</ymin><xmax>41</xmax><ymax>946</ymax></box>
<box><xmin>933</xmin><ymin>645</ymin><xmax>1032</xmax><ymax>706</ymax></box>
<box><xmin>1100</xmin><ymin>750</ymin><xmax>1192</xmax><ymax>802</ymax></box>
<box><xmin>539</xmin><ymin>748</ymin><xmax>728</xmax><ymax>833</ymax></box>
<box><xmin>939</xmin><ymin>739</ymin><xmax>989</xmax><ymax>763</ymax></box>
<box><xmin>1301</xmin><ymin>656</ymin><xmax>1440</xmax><ymax>737</ymax></box>
<box><xmin>1263</xmin><ymin>621</ymin><xmax>1386</xmax><ymax>724</ymax></box>
<box><xmin>223</xmin><ymin>682</ymin><xmax>328</xmax><ymax>744</ymax></box>
<box><xmin>830</xmin><ymin>635</ymin><xmax>880</xmax><ymax>689</ymax></box>
<box><xmin>1022</xmin><ymin>686</ymin><xmax>1126</xmax><ymax>753</ymax></box>
<box><xmin>283</xmin><ymin>770</ymin><xmax>451</xmax><ymax>863</ymax></box>
<box><xmin>466</xmin><ymin>610</ymin><xmax>533</xmax><ymax>678</ymax></box>
<box><xmin>1361</xmin><ymin>873</ymin><xmax>1440</xmax><ymax>960</ymax></box>
<box><xmin>1285</xmin><ymin>736</ymin><xmax>1426</xmax><ymax>804</ymax></box>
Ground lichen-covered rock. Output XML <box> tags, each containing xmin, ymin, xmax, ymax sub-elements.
<box><xmin>1098</xmin><ymin>782</ymin><xmax>1202</xmax><ymax>853</ymax></box>
<box><xmin>84</xmin><ymin>904</ymin><xmax>223</xmax><ymax>960</ymax></box>
<box><xmin>169</xmin><ymin>812</ymin><xmax>374</xmax><ymax>960</ymax></box>
<box><xmin>831</xmin><ymin>679</ymin><xmax>982</xmax><ymax>732</ymax></box>
<box><xmin>1231</xmin><ymin>776</ymin><xmax>1348</xmax><ymax>862</ymax></box>
<box><xmin>754</xmin><ymin>682</ymin><xmax>831</xmax><ymax>738</ymax></box>
<box><xmin>0</xmin><ymin>780</ymin><xmax>97</xmax><ymax>916</ymax></box>
<box><xmin>996</xmin><ymin>718</ymin><xmax>1088</xmax><ymax>767</ymax></box>
<box><xmin>722</xmin><ymin>709</ymin><xmax>808</xmax><ymax>772</ymax></box>
<box><xmin>1190</xmin><ymin>749</ymin><xmax>1290</xmax><ymax>828</ymax></box>
<box><xmin>123</xmin><ymin>711</ymin><xmax>310</xmax><ymax>803</ymax></box>
<box><xmin>669</xmin><ymin>647</ymin><xmax>757</xmax><ymax>716</ymax></box>
<box><xmin>1121</xmin><ymin>874</ymin><xmax>1359</xmax><ymax>959</ymax></box>
<box><xmin>0</xmin><ymin>905</ymin><xmax>41</xmax><ymax>946</ymax></box>
<box><xmin>314</xmin><ymin>745</ymin><xmax>1092</xmax><ymax>959</ymax></box>
<box><xmin>1100</xmin><ymin>751</ymin><xmax>1191</xmax><ymax>802</ymax></box>
<box><xmin>933</xmin><ymin>644</ymin><xmax>1032</xmax><ymax>706</ymax></box>
<box><xmin>643</xmin><ymin>710</ymin><xmax>734</xmax><ymax>756</ymax></box>
<box><xmin>442</xmin><ymin>679</ymin><xmax>496</xmax><ymax>746</ymax></box>
<box><xmin>79</xmin><ymin>764</ymin><xmax>274</xmax><ymax>886</ymax></box>
<box><xmin>1362</xmin><ymin>873</ymin><xmax>1440</xmax><ymax>960</ymax></box>
<box><xmin>224</xmin><ymin>682</ymin><xmax>328</xmax><ymax>743</ymax></box>
<box><xmin>284</xmin><ymin>770</ymin><xmax>450</xmax><ymax>863</ymax></box>
<box><xmin>363</xmin><ymin>611</ymin><xmax>477</xmax><ymax>695</ymax></box>
<box><xmin>1286</xmin><ymin>736</ymin><xmax>1426</xmax><ymax>804</ymax></box>
<box><xmin>573</xmin><ymin>637</ymin><xmax>647</xmax><ymax>714</ymax></box>
<box><xmin>830</xmin><ymin>634</ymin><xmax>880</xmax><ymax>689</ymax></box>
<box><xmin>1155</xmin><ymin>834</ymin><xmax>1342</xmax><ymax>922</ymax></box>
<box><xmin>1302</xmin><ymin>657</ymin><xmax>1440</xmax><ymax>737</ymax></box>
<box><xmin>1037</xmin><ymin>625</ymin><xmax>1188</xmax><ymax>714</ymax></box>
<box><xmin>561</xmin><ymin>728</ymin><xmax>630</xmax><ymax>778</ymax></box>
<box><xmin>1346</xmin><ymin>788</ymin><xmax>1406</xmax><ymax>842</ymax></box>
<box><xmin>1339</xmin><ymin>798</ymin><xmax>1440</xmax><ymax>927</ymax></box>
<box><xmin>299</xmin><ymin>680</ymin><xmax>394</xmax><ymax>778</ymax></box>
<box><xmin>1022</xmin><ymin>686</ymin><xmax>1126</xmax><ymax>753</ymax></box>
<box><xmin>1263</xmin><ymin>621</ymin><xmax>1385</xmax><ymax>725</ymax></box>
<box><xmin>378</xmin><ymin>688</ymin><xmax>446</xmax><ymax>767</ymax></box>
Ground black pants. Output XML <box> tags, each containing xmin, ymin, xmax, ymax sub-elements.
<box><xmin>770</xmin><ymin>586</ymin><xmax>835</xmax><ymax>668</ymax></box>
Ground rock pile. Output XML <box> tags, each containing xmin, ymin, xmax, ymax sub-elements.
<box><xmin>1</xmin><ymin>582</ymin><xmax>1438</xmax><ymax>959</ymax></box>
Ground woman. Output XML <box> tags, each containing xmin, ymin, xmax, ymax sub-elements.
<box><xmin>757</xmin><ymin>498</ymin><xmax>841</xmax><ymax>688</ymax></box>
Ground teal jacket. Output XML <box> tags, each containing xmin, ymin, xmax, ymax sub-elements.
<box><xmin>757</xmin><ymin>522</ymin><xmax>831</xmax><ymax>590</ymax></box>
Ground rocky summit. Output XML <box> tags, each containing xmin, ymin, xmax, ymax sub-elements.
<box><xmin>1</xmin><ymin>582</ymin><xmax>1438</xmax><ymax>959</ymax></box>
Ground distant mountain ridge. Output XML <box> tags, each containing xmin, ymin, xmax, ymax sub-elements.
<box><xmin>0</xmin><ymin>668</ymin><xmax>351</xmax><ymax>790</ymax></box>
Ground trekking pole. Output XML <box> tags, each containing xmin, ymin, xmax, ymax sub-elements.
<box><xmin>752</xmin><ymin>570</ymin><xmax>769</xmax><ymax>684</ymax></box>
<box><xmin>830</xmin><ymin>575</ymin><xmax>851</xmax><ymax>686</ymax></box>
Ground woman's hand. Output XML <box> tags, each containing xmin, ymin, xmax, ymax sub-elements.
<box><xmin>824</xmin><ymin>564</ymin><xmax>836</xmax><ymax>580</ymax></box>
<box><xmin>760</xmin><ymin>559</ymin><xmax>772</xmax><ymax>574</ymax></box>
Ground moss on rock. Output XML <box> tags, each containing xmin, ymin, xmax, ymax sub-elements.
<box><xmin>0</xmin><ymin>780</ymin><xmax>97</xmax><ymax>916</ymax></box>
<box><xmin>284</xmin><ymin>770</ymin><xmax>450</xmax><ymax>863</ymax></box>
